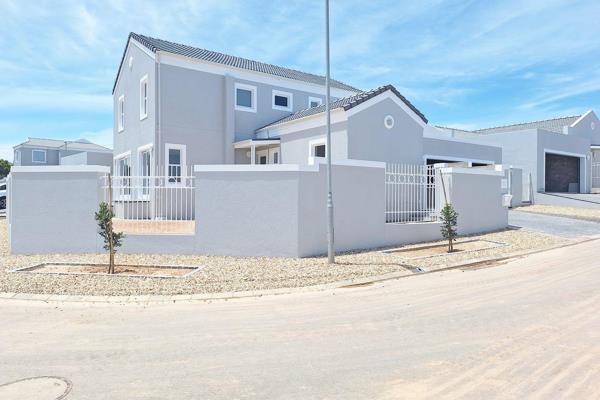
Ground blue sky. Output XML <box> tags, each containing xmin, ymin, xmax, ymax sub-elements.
<box><xmin>1</xmin><ymin>0</ymin><xmax>600</xmax><ymax>161</ymax></box>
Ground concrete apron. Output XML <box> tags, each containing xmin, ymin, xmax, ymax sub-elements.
<box><xmin>2</xmin><ymin>237</ymin><xmax>599</xmax><ymax>305</ymax></box>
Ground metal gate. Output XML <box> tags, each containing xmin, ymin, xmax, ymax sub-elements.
<box><xmin>101</xmin><ymin>172</ymin><xmax>195</xmax><ymax>234</ymax></box>
<box><xmin>385</xmin><ymin>163</ymin><xmax>438</xmax><ymax>223</ymax></box>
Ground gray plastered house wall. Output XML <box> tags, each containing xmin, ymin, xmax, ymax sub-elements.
<box><xmin>13</xmin><ymin>139</ymin><xmax>112</xmax><ymax>168</ymax></box>
<box><xmin>442</xmin><ymin>115</ymin><xmax>598</xmax><ymax>193</ymax></box>
<box><xmin>112</xmin><ymin>33</ymin><xmax>359</xmax><ymax>175</ymax></box>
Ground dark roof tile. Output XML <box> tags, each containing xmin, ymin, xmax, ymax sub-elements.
<box><xmin>113</xmin><ymin>33</ymin><xmax>361</xmax><ymax>94</ymax></box>
<box><xmin>257</xmin><ymin>84</ymin><xmax>427</xmax><ymax>131</ymax></box>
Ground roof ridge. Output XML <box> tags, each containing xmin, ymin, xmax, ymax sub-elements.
<box><xmin>133</xmin><ymin>33</ymin><xmax>356</xmax><ymax>89</ymax></box>
<box><xmin>475</xmin><ymin>114</ymin><xmax>581</xmax><ymax>132</ymax></box>
<box><xmin>116</xmin><ymin>32</ymin><xmax>361</xmax><ymax>94</ymax></box>
<box><xmin>256</xmin><ymin>84</ymin><xmax>427</xmax><ymax>131</ymax></box>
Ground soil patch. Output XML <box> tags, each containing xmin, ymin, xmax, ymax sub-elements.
<box><xmin>385</xmin><ymin>239</ymin><xmax>505</xmax><ymax>259</ymax></box>
<box><xmin>14</xmin><ymin>263</ymin><xmax>200</xmax><ymax>278</ymax></box>
<box><xmin>112</xmin><ymin>218</ymin><xmax>195</xmax><ymax>235</ymax></box>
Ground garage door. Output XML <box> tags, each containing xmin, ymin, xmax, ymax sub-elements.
<box><xmin>545</xmin><ymin>153</ymin><xmax>580</xmax><ymax>192</ymax></box>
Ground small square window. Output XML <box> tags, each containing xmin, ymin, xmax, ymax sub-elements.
<box><xmin>235</xmin><ymin>83</ymin><xmax>257</xmax><ymax>112</ymax></box>
<box><xmin>236</xmin><ymin>89</ymin><xmax>252</xmax><ymax>107</ymax></box>
<box><xmin>274</xmin><ymin>95</ymin><xmax>288</xmax><ymax>107</ymax></box>
<box><xmin>272</xmin><ymin>90</ymin><xmax>292</xmax><ymax>111</ymax></box>
<box><xmin>314</xmin><ymin>144</ymin><xmax>326</xmax><ymax>158</ymax></box>
<box><xmin>32</xmin><ymin>149</ymin><xmax>46</xmax><ymax>163</ymax></box>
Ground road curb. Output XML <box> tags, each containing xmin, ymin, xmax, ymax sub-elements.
<box><xmin>2</xmin><ymin>236</ymin><xmax>599</xmax><ymax>305</ymax></box>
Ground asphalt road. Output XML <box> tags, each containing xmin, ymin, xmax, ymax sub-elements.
<box><xmin>509</xmin><ymin>210</ymin><xmax>600</xmax><ymax>239</ymax></box>
<box><xmin>1</xmin><ymin>240</ymin><xmax>599</xmax><ymax>399</ymax></box>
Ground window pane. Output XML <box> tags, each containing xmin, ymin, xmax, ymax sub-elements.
<box><xmin>32</xmin><ymin>151</ymin><xmax>45</xmax><ymax>162</ymax></box>
<box><xmin>314</xmin><ymin>144</ymin><xmax>326</xmax><ymax>158</ymax></box>
<box><xmin>236</xmin><ymin>88</ymin><xmax>252</xmax><ymax>107</ymax></box>
<box><xmin>169</xmin><ymin>149</ymin><xmax>181</xmax><ymax>165</ymax></box>
<box><xmin>273</xmin><ymin>153</ymin><xmax>278</xmax><ymax>164</ymax></box>
<box><xmin>274</xmin><ymin>95</ymin><xmax>288</xmax><ymax>107</ymax></box>
<box><xmin>259</xmin><ymin>156</ymin><xmax>267</xmax><ymax>164</ymax></box>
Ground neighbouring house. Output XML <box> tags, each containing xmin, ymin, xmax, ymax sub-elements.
<box><xmin>112</xmin><ymin>33</ymin><xmax>502</xmax><ymax>184</ymax></box>
<box><xmin>436</xmin><ymin>111</ymin><xmax>600</xmax><ymax>194</ymax></box>
<box><xmin>13</xmin><ymin>138</ymin><xmax>113</xmax><ymax>168</ymax></box>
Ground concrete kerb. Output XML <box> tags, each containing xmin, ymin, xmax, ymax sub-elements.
<box><xmin>2</xmin><ymin>235</ymin><xmax>599</xmax><ymax>305</ymax></box>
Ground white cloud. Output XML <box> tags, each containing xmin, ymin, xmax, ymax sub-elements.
<box><xmin>0</xmin><ymin>88</ymin><xmax>111</xmax><ymax>111</ymax></box>
<box><xmin>74</xmin><ymin>128</ymin><xmax>113</xmax><ymax>149</ymax></box>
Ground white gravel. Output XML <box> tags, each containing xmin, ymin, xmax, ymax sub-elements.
<box><xmin>0</xmin><ymin>220</ymin><xmax>567</xmax><ymax>296</ymax></box>
<box><xmin>515</xmin><ymin>205</ymin><xmax>600</xmax><ymax>223</ymax></box>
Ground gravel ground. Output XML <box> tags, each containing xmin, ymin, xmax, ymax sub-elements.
<box><xmin>515</xmin><ymin>204</ymin><xmax>600</xmax><ymax>223</ymax></box>
<box><xmin>0</xmin><ymin>220</ymin><xmax>567</xmax><ymax>296</ymax></box>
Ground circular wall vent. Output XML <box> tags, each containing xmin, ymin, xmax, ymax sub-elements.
<box><xmin>384</xmin><ymin>115</ymin><xmax>395</xmax><ymax>129</ymax></box>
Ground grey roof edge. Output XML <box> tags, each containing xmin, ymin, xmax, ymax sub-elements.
<box><xmin>113</xmin><ymin>32</ymin><xmax>361</xmax><ymax>94</ymax></box>
<box><xmin>256</xmin><ymin>84</ymin><xmax>427</xmax><ymax>131</ymax></box>
<box><xmin>13</xmin><ymin>137</ymin><xmax>112</xmax><ymax>152</ymax></box>
<box><xmin>436</xmin><ymin>114</ymin><xmax>583</xmax><ymax>135</ymax></box>
<box><xmin>473</xmin><ymin>115</ymin><xmax>581</xmax><ymax>133</ymax></box>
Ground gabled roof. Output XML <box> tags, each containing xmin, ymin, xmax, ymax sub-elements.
<box><xmin>473</xmin><ymin>115</ymin><xmax>581</xmax><ymax>135</ymax></box>
<box><xmin>14</xmin><ymin>137</ymin><xmax>112</xmax><ymax>153</ymax></box>
<box><xmin>257</xmin><ymin>85</ymin><xmax>427</xmax><ymax>131</ymax></box>
<box><xmin>113</xmin><ymin>32</ymin><xmax>361</xmax><ymax>94</ymax></box>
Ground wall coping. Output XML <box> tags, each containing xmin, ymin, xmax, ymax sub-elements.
<box><xmin>439</xmin><ymin>167</ymin><xmax>504</xmax><ymax>176</ymax></box>
<box><xmin>194</xmin><ymin>159</ymin><xmax>386</xmax><ymax>173</ymax></box>
<box><xmin>194</xmin><ymin>164</ymin><xmax>319</xmax><ymax>173</ymax></box>
<box><xmin>11</xmin><ymin>165</ymin><xmax>110</xmax><ymax>173</ymax></box>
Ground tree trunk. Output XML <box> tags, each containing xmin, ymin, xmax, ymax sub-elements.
<box><xmin>449</xmin><ymin>237</ymin><xmax>453</xmax><ymax>253</ymax></box>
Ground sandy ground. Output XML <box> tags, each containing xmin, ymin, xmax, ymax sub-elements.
<box><xmin>1</xmin><ymin>239</ymin><xmax>598</xmax><ymax>399</ymax></box>
<box><xmin>0</xmin><ymin>219</ymin><xmax>565</xmax><ymax>296</ymax></box>
<box><xmin>387</xmin><ymin>239</ymin><xmax>503</xmax><ymax>258</ymax></box>
<box><xmin>516</xmin><ymin>204</ymin><xmax>600</xmax><ymax>222</ymax></box>
<box><xmin>22</xmin><ymin>263</ymin><xmax>196</xmax><ymax>277</ymax></box>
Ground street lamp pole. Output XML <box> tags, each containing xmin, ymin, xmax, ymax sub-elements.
<box><xmin>325</xmin><ymin>0</ymin><xmax>335</xmax><ymax>264</ymax></box>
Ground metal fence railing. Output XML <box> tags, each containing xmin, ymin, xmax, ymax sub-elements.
<box><xmin>101</xmin><ymin>172</ymin><xmax>195</xmax><ymax>235</ymax></box>
<box><xmin>385</xmin><ymin>163</ymin><xmax>438</xmax><ymax>224</ymax></box>
<box><xmin>592</xmin><ymin>163</ymin><xmax>600</xmax><ymax>189</ymax></box>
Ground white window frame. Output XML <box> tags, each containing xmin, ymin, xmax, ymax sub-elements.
<box><xmin>272</xmin><ymin>90</ymin><xmax>293</xmax><ymax>112</ymax></box>
<box><xmin>137</xmin><ymin>143</ymin><xmax>153</xmax><ymax>199</ymax></box>
<box><xmin>308</xmin><ymin>137</ymin><xmax>327</xmax><ymax>165</ymax></box>
<box><xmin>308</xmin><ymin>96</ymin><xmax>323</xmax><ymax>108</ymax></box>
<box><xmin>32</xmin><ymin>149</ymin><xmax>47</xmax><ymax>164</ymax></box>
<box><xmin>114</xmin><ymin>151</ymin><xmax>132</xmax><ymax>199</ymax></box>
<box><xmin>118</xmin><ymin>94</ymin><xmax>125</xmax><ymax>132</ymax></box>
<box><xmin>235</xmin><ymin>83</ymin><xmax>257</xmax><ymax>113</ymax></box>
<box><xmin>139</xmin><ymin>75</ymin><xmax>148</xmax><ymax>120</ymax></box>
<box><xmin>14</xmin><ymin>149</ymin><xmax>21</xmax><ymax>164</ymax></box>
<box><xmin>164</xmin><ymin>143</ymin><xmax>187</xmax><ymax>186</ymax></box>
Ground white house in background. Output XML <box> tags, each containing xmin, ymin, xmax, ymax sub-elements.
<box><xmin>12</xmin><ymin>138</ymin><xmax>113</xmax><ymax>167</ymax></box>
<box><xmin>436</xmin><ymin>110</ymin><xmax>600</xmax><ymax>193</ymax></box>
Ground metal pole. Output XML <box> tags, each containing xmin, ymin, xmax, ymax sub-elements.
<box><xmin>325</xmin><ymin>0</ymin><xmax>335</xmax><ymax>264</ymax></box>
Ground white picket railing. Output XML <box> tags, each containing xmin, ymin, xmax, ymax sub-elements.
<box><xmin>592</xmin><ymin>162</ymin><xmax>600</xmax><ymax>189</ymax></box>
<box><xmin>101</xmin><ymin>173</ymin><xmax>195</xmax><ymax>234</ymax></box>
<box><xmin>385</xmin><ymin>163</ymin><xmax>438</xmax><ymax>224</ymax></box>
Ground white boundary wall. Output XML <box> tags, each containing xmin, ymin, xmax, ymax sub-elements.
<box><xmin>8</xmin><ymin>166</ymin><xmax>109</xmax><ymax>254</ymax></box>
<box><xmin>8</xmin><ymin>162</ymin><xmax>508</xmax><ymax>257</ymax></box>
